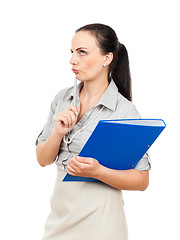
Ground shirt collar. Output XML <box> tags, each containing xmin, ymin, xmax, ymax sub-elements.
<box><xmin>65</xmin><ymin>81</ymin><xmax>83</xmax><ymax>103</ymax></box>
<box><xmin>65</xmin><ymin>79</ymin><xmax>119</xmax><ymax>111</ymax></box>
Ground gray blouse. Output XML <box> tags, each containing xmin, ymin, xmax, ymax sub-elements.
<box><xmin>36</xmin><ymin>80</ymin><xmax>151</xmax><ymax>171</ymax></box>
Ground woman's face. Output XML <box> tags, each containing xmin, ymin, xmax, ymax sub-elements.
<box><xmin>70</xmin><ymin>31</ymin><xmax>107</xmax><ymax>82</ymax></box>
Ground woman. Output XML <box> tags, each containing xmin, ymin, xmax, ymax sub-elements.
<box><xmin>36</xmin><ymin>23</ymin><xmax>151</xmax><ymax>240</ymax></box>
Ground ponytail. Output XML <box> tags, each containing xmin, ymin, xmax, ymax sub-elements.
<box><xmin>109</xmin><ymin>43</ymin><xmax>132</xmax><ymax>101</ymax></box>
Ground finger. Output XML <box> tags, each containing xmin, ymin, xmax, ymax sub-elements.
<box><xmin>68</xmin><ymin>110</ymin><xmax>76</xmax><ymax>124</ymax></box>
<box><xmin>76</xmin><ymin>156</ymin><xmax>91</xmax><ymax>164</ymax></box>
<box><xmin>64</xmin><ymin>110</ymin><xmax>78</xmax><ymax>127</ymax></box>
<box><xmin>68</xmin><ymin>104</ymin><xmax>79</xmax><ymax>116</ymax></box>
<box><xmin>64</xmin><ymin>112</ymin><xmax>73</xmax><ymax>128</ymax></box>
<box><xmin>68</xmin><ymin>104</ymin><xmax>78</xmax><ymax>112</ymax></box>
<box><xmin>68</xmin><ymin>159</ymin><xmax>79</xmax><ymax>171</ymax></box>
<box><xmin>56</xmin><ymin>115</ymin><xmax>69</xmax><ymax>128</ymax></box>
<box><xmin>59</xmin><ymin>112</ymin><xmax>72</xmax><ymax>128</ymax></box>
<box><xmin>67</xmin><ymin>165</ymin><xmax>76</xmax><ymax>175</ymax></box>
<box><xmin>70</xmin><ymin>158</ymin><xmax>86</xmax><ymax>170</ymax></box>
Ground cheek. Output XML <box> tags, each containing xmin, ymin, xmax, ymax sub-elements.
<box><xmin>84</xmin><ymin>57</ymin><xmax>103</xmax><ymax>72</ymax></box>
<box><xmin>84</xmin><ymin>58</ymin><xmax>95</xmax><ymax>69</ymax></box>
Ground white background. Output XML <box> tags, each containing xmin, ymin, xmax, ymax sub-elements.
<box><xmin>0</xmin><ymin>0</ymin><xmax>179</xmax><ymax>239</ymax></box>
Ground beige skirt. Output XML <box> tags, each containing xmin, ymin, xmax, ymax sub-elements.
<box><xmin>42</xmin><ymin>170</ymin><xmax>128</xmax><ymax>240</ymax></box>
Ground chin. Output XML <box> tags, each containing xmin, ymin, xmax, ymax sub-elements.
<box><xmin>75</xmin><ymin>73</ymin><xmax>94</xmax><ymax>82</ymax></box>
<box><xmin>76</xmin><ymin>75</ymin><xmax>87</xmax><ymax>82</ymax></box>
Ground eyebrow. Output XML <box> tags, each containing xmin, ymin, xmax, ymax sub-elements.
<box><xmin>71</xmin><ymin>47</ymin><xmax>88</xmax><ymax>52</ymax></box>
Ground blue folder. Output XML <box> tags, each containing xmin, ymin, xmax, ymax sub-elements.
<box><xmin>63</xmin><ymin>119</ymin><xmax>166</xmax><ymax>182</ymax></box>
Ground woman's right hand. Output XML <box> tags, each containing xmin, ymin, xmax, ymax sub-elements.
<box><xmin>53</xmin><ymin>104</ymin><xmax>79</xmax><ymax>137</ymax></box>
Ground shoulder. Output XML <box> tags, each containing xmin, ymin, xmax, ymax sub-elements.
<box><xmin>52</xmin><ymin>85</ymin><xmax>73</xmax><ymax>105</ymax></box>
<box><xmin>116</xmin><ymin>92</ymin><xmax>141</xmax><ymax>118</ymax></box>
<box><xmin>48</xmin><ymin>85</ymin><xmax>73</xmax><ymax>113</ymax></box>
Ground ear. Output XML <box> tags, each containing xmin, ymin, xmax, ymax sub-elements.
<box><xmin>103</xmin><ymin>52</ymin><xmax>113</xmax><ymax>66</ymax></box>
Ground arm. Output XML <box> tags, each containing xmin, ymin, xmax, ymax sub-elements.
<box><xmin>96</xmin><ymin>165</ymin><xmax>149</xmax><ymax>191</ymax></box>
<box><xmin>36</xmin><ymin>130</ymin><xmax>63</xmax><ymax>167</ymax></box>
<box><xmin>67</xmin><ymin>156</ymin><xmax>149</xmax><ymax>191</ymax></box>
<box><xmin>36</xmin><ymin>104</ymin><xmax>79</xmax><ymax>167</ymax></box>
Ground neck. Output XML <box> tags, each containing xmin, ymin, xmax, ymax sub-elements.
<box><xmin>79</xmin><ymin>77</ymin><xmax>109</xmax><ymax>103</ymax></box>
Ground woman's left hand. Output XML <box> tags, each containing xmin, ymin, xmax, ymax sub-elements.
<box><xmin>67</xmin><ymin>155</ymin><xmax>102</xmax><ymax>178</ymax></box>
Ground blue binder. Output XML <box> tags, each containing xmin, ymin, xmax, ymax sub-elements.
<box><xmin>63</xmin><ymin>119</ymin><xmax>166</xmax><ymax>182</ymax></box>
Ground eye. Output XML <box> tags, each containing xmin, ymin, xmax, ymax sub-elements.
<box><xmin>79</xmin><ymin>50</ymin><xmax>87</xmax><ymax>56</ymax></box>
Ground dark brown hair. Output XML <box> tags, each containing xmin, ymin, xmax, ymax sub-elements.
<box><xmin>76</xmin><ymin>23</ymin><xmax>132</xmax><ymax>101</ymax></box>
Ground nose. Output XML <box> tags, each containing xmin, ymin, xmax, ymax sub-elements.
<box><xmin>70</xmin><ymin>53</ymin><xmax>78</xmax><ymax>66</ymax></box>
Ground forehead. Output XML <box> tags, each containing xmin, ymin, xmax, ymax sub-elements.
<box><xmin>71</xmin><ymin>31</ymin><xmax>98</xmax><ymax>50</ymax></box>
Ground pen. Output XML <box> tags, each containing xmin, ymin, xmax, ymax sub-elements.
<box><xmin>73</xmin><ymin>77</ymin><xmax>77</xmax><ymax>107</ymax></box>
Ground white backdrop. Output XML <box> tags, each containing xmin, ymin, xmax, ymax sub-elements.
<box><xmin>0</xmin><ymin>0</ymin><xmax>179</xmax><ymax>239</ymax></box>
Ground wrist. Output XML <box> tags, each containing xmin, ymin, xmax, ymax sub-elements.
<box><xmin>94</xmin><ymin>164</ymin><xmax>107</xmax><ymax>180</ymax></box>
<box><xmin>51</xmin><ymin>129</ymin><xmax>64</xmax><ymax>140</ymax></box>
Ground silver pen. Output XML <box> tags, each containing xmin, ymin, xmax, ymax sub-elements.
<box><xmin>73</xmin><ymin>77</ymin><xmax>77</xmax><ymax>106</ymax></box>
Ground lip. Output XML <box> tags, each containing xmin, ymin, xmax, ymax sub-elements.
<box><xmin>72</xmin><ymin>69</ymin><xmax>79</xmax><ymax>74</ymax></box>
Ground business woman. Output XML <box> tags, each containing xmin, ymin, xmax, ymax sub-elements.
<box><xmin>36</xmin><ymin>23</ymin><xmax>151</xmax><ymax>240</ymax></box>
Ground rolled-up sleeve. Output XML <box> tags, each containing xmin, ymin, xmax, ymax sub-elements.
<box><xmin>126</xmin><ymin>105</ymin><xmax>151</xmax><ymax>171</ymax></box>
<box><xmin>35</xmin><ymin>90</ymin><xmax>64</xmax><ymax>146</ymax></box>
<box><xmin>135</xmin><ymin>152</ymin><xmax>151</xmax><ymax>170</ymax></box>
<box><xmin>35</xmin><ymin>101</ymin><xmax>56</xmax><ymax>146</ymax></box>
